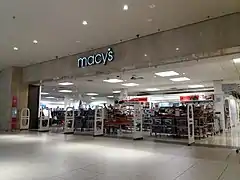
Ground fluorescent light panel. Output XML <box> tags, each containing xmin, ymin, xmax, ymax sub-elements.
<box><xmin>41</xmin><ymin>92</ymin><xmax>49</xmax><ymax>95</ymax></box>
<box><xmin>59</xmin><ymin>90</ymin><xmax>72</xmax><ymax>93</ymax></box>
<box><xmin>107</xmin><ymin>96</ymin><xmax>114</xmax><ymax>98</ymax></box>
<box><xmin>103</xmin><ymin>79</ymin><xmax>123</xmax><ymax>83</ymax></box>
<box><xmin>145</xmin><ymin>88</ymin><xmax>160</xmax><ymax>91</ymax></box>
<box><xmin>86</xmin><ymin>93</ymin><xmax>98</xmax><ymax>96</ymax></box>
<box><xmin>170</xmin><ymin>77</ymin><xmax>190</xmax><ymax>82</ymax></box>
<box><xmin>58</xmin><ymin>82</ymin><xmax>74</xmax><ymax>86</ymax></box>
<box><xmin>122</xmin><ymin>83</ymin><xmax>139</xmax><ymax>87</ymax></box>
<box><xmin>188</xmin><ymin>85</ymin><xmax>204</xmax><ymax>88</ymax></box>
<box><xmin>155</xmin><ymin>71</ymin><xmax>179</xmax><ymax>77</ymax></box>
<box><xmin>46</xmin><ymin>97</ymin><xmax>55</xmax><ymax>99</ymax></box>
<box><xmin>113</xmin><ymin>90</ymin><xmax>121</xmax><ymax>94</ymax></box>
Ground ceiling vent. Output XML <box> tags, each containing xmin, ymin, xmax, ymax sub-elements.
<box><xmin>130</xmin><ymin>75</ymin><xmax>144</xmax><ymax>80</ymax></box>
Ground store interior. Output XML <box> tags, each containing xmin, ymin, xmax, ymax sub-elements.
<box><xmin>37</xmin><ymin>54</ymin><xmax>240</xmax><ymax>147</ymax></box>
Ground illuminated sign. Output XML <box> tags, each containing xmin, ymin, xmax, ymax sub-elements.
<box><xmin>78</xmin><ymin>48</ymin><xmax>114</xmax><ymax>68</ymax></box>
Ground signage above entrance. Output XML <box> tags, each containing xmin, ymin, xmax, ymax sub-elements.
<box><xmin>78</xmin><ymin>48</ymin><xmax>114</xmax><ymax>68</ymax></box>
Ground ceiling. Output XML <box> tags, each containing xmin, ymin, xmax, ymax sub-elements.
<box><xmin>41</xmin><ymin>54</ymin><xmax>240</xmax><ymax>100</ymax></box>
<box><xmin>0</xmin><ymin>0</ymin><xmax>239</xmax><ymax>70</ymax></box>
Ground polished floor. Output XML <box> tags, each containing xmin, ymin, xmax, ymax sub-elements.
<box><xmin>0</xmin><ymin>133</ymin><xmax>240</xmax><ymax>180</ymax></box>
<box><xmin>197</xmin><ymin>126</ymin><xmax>240</xmax><ymax>148</ymax></box>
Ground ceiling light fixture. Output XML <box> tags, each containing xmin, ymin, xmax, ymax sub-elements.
<box><xmin>188</xmin><ymin>85</ymin><xmax>204</xmax><ymax>88</ymax></box>
<box><xmin>147</xmin><ymin>19</ymin><xmax>153</xmax><ymax>22</ymax></box>
<box><xmin>58</xmin><ymin>82</ymin><xmax>74</xmax><ymax>86</ymax></box>
<box><xmin>122</xmin><ymin>83</ymin><xmax>139</xmax><ymax>87</ymax></box>
<box><xmin>91</xmin><ymin>97</ymin><xmax>96</xmax><ymax>100</ymax></box>
<box><xmin>82</xmin><ymin>20</ymin><xmax>88</xmax><ymax>25</ymax></box>
<box><xmin>86</xmin><ymin>93</ymin><xmax>98</xmax><ymax>96</ymax></box>
<box><xmin>149</xmin><ymin>4</ymin><xmax>156</xmax><ymax>8</ymax></box>
<box><xmin>46</xmin><ymin>97</ymin><xmax>55</xmax><ymax>99</ymax></box>
<box><xmin>107</xmin><ymin>96</ymin><xmax>114</xmax><ymax>98</ymax></box>
<box><xmin>233</xmin><ymin>58</ymin><xmax>240</xmax><ymax>63</ymax></box>
<box><xmin>13</xmin><ymin>47</ymin><xmax>18</xmax><ymax>51</ymax></box>
<box><xmin>123</xmin><ymin>4</ymin><xmax>129</xmax><ymax>11</ymax></box>
<box><xmin>145</xmin><ymin>88</ymin><xmax>160</xmax><ymax>92</ymax></box>
<box><xmin>170</xmin><ymin>77</ymin><xmax>190</xmax><ymax>82</ymax></box>
<box><xmin>155</xmin><ymin>71</ymin><xmax>179</xmax><ymax>77</ymax></box>
<box><xmin>176</xmin><ymin>47</ymin><xmax>179</xmax><ymax>51</ymax></box>
<box><xmin>144</xmin><ymin>54</ymin><xmax>148</xmax><ymax>57</ymax></box>
<box><xmin>113</xmin><ymin>90</ymin><xmax>121</xmax><ymax>94</ymax></box>
<box><xmin>33</xmin><ymin>40</ymin><xmax>38</xmax><ymax>44</ymax></box>
<box><xmin>58</xmin><ymin>90</ymin><xmax>72</xmax><ymax>93</ymax></box>
<box><xmin>103</xmin><ymin>79</ymin><xmax>124</xmax><ymax>83</ymax></box>
<box><xmin>41</xmin><ymin>92</ymin><xmax>49</xmax><ymax>95</ymax></box>
<box><xmin>76</xmin><ymin>40</ymin><xmax>81</xmax><ymax>43</ymax></box>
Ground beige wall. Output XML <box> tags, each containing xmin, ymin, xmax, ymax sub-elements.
<box><xmin>23</xmin><ymin>13</ymin><xmax>240</xmax><ymax>83</ymax></box>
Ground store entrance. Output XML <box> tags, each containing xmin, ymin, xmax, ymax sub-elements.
<box><xmin>39</xmin><ymin>54</ymin><xmax>240</xmax><ymax>148</ymax></box>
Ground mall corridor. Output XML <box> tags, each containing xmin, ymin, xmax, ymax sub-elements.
<box><xmin>0</xmin><ymin>133</ymin><xmax>239</xmax><ymax>180</ymax></box>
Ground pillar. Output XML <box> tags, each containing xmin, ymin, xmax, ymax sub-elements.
<box><xmin>0</xmin><ymin>67</ymin><xmax>29</xmax><ymax>131</ymax></box>
<box><xmin>119</xmin><ymin>89</ymin><xmax>128</xmax><ymax>101</ymax></box>
<box><xmin>213</xmin><ymin>80</ymin><xmax>225</xmax><ymax>131</ymax></box>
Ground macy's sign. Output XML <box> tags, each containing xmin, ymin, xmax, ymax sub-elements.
<box><xmin>77</xmin><ymin>48</ymin><xmax>114</xmax><ymax>68</ymax></box>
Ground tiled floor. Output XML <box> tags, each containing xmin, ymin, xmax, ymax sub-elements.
<box><xmin>0</xmin><ymin>133</ymin><xmax>240</xmax><ymax>180</ymax></box>
<box><xmin>197</xmin><ymin>126</ymin><xmax>240</xmax><ymax>148</ymax></box>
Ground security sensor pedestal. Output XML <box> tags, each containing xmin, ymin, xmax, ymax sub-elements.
<box><xmin>187</xmin><ymin>104</ymin><xmax>195</xmax><ymax>145</ymax></box>
<box><xmin>38</xmin><ymin>109</ymin><xmax>50</xmax><ymax>132</ymax></box>
<box><xmin>64</xmin><ymin>107</ymin><xmax>75</xmax><ymax>134</ymax></box>
<box><xmin>94</xmin><ymin>106</ymin><xmax>104</xmax><ymax>136</ymax></box>
<box><xmin>132</xmin><ymin>102</ymin><xmax>143</xmax><ymax>140</ymax></box>
<box><xmin>20</xmin><ymin>108</ymin><xmax>30</xmax><ymax>130</ymax></box>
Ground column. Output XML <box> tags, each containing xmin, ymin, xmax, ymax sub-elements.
<box><xmin>119</xmin><ymin>88</ymin><xmax>128</xmax><ymax>101</ymax></box>
<box><xmin>0</xmin><ymin>67</ymin><xmax>29</xmax><ymax>131</ymax></box>
<box><xmin>213</xmin><ymin>80</ymin><xmax>225</xmax><ymax>131</ymax></box>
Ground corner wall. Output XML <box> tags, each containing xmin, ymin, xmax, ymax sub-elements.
<box><xmin>0</xmin><ymin>68</ymin><xmax>12</xmax><ymax>130</ymax></box>
<box><xmin>0</xmin><ymin>67</ymin><xmax>29</xmax><ymax>130</ymax></box>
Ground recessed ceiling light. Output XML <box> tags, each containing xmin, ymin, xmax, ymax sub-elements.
<box><xmin>233</xmin><ymin>58</ymin><xmax>240</xmax><ymax>63</ymax></box>
<box><xmin>103</xmin><ymin>79</ymin><xmax>124</xmax><ymax>83</ymax></box>
<box><xmin>188</xmin><ymin>85</ymin><xmax>204</xmax><ymax>88</ymax></box>
<box><xmin>59</xmin><ymin>90</ymin><xmax>72</xmax><ymax>93</ymax></box>
<box><xmin>86</xmin><ymin>93</ymin><xmax>98</xmax><ymax>96</ymax></box>
<box><xmin>123</xmin><ymin>4</ymin><xmax>128</xmax><ymax>11</ymax></box>
<box><xmin>147</xmin><ymin>19</ymin><xmax>153</xmax><ymax>22</ymax></box>
<box><xmin>183</xmin><ymin>73</ymin><xmax>186</xmax><ymax>75</ymax></box>
<box><xmin>41</xmin><ymin>92</ymin><xmax>49</xmax><ymax>95</ymax></box>
<box><xmin>149</xmin><ymin>4</ymin><xmax>156</xmax><ymax>8</ymax></box>
<box><xmin>113</xmin><ymin>90</ymin><xmax>121</xmax><ymax>94</ymax></box>
<box><xmin>46</xmin><ymin>97</ymin><xmax>55</xmax><ymax>99</ymax></box>
<box><xmin>154</xmin><ymin>75</ymin><xmax>157</xmax><ymax>78</ymax></box>
<box><xmin>176</xmin><ymin>47</ymin><xmax>179</xmax><ymax>51</ymax></box>
<box><xmin>144</xmin><ymin>54</ymin><xmax>148</xmax><ymax>57</ymax></box>
<box><xmin>145</xmin><ymin>88</ymin><xmax>160</xmax><ymax>92</ymax></box>
<box><xmin>155</xmin><ymin>71</ymin><xmax>179</xmax><ymax>77</ymax></box>
<box><xmin>122</xmin><ymin>83</ymin><xmax>139</xmax><ymax>87</ymax></box>
<box><xmin>91</xmin><ymin>97</ymin><xmax>96</xmax><ymax>100</ymax></box>
<box><xmin>107</xmin><ymin>96</ymin><xmax>114</xmax><ymax>98</ymax></box>
<box><xmin>13</xmin><ymin>47</ymin><xmax>18</xmax><ymax>51</ymax></box>
<box><xmin>58</xmin><ymin>82</ymin><xmax>74</xmax><ymax>86</ymax></box>
<box><xmin>170</xmin><ymin>77</ymin><xmax>190</xmax><ymax>82</ymax></box>
<box><xmin>33</xmin><ymin>40</ymin><xmax>38</xmax><ymax>44</ymax></box>
<box><xmin>82</xmin><ymin>20</ymin><xmax>88</xmax><ymax>25</ymax></box>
